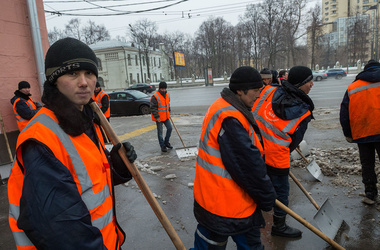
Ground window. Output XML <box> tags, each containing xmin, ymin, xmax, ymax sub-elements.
<box><xmin>154</xmin><ymin>57</ymin><xmax>156</xmax><ymax>67</ymax></box>
<box><xmin>142</xmin><ymin>56</ymin><xmax>145</xmax><ymax>66</ymax></box>
<box><xmin>129</xmin><ymin>73</ymin><xmax>133</xmax><ymax>83</ymax></box>
<box><xmin>159</xmin><ymin>58</ymin><xmax>161</xmax><ymax>68</ymax></box>
<box><xmin>357</xmin><ymin>0</ymin><xmax>360</xmax><ymax>3</ymax></box>
<box><xmin>325</xmin><ymin>12</ymin><xmax>329</xmax><ymax>15</ymax></box>
<box><xmin>105</xmin><ymin>52</ymin><xmax>118</xmax><ymax>61</ymax></box>
<box><xmin>135</xmin><ymin>55</ymin><xmax>138</xmax><ymax>66</ymax></box>
<box><xmin>332</xmin><ymin>10</ymin><xmax>336</xmax><ymax>14</ymax></box>
<box><xmin>97</xmin><ymin>58</ymin><xmax>102</xmax><ymax>71</ymax></box>
<box><xmin>325</xmin><ymin>1</ymin><xmax>329</xmax><ymax>5</ymax></box>
<box><xmin>325</xmin><ymin>18</ymin><xmax>329</xmax><ymax>21</ymax></box>
<box><xmin>325</xmin><ymin>7</ymin><xmax>329</xmax><ymax>10</ymax></box>
<box><xmin>137</xmin><ymin>73</ymin><xmax>140</xmax><ymax>83</ymax></box>
<box><xmin>332</xmin><ymin>4</ymin><xmax>336</xmax><ymax>8</ymax></box>
<box><xmin>144</xmin><ymin>73</ymin><xmax>147</xmax><ymax>82</ymax></box>
<box><xmin>127</xmin><ymin>54</ymin><xmax>131</xmax><ymax>66</ymax></box>
<box><xmin>363</xmin><ymin>0</ymin><xmax>369</xmax><ymax>3</ymax></box>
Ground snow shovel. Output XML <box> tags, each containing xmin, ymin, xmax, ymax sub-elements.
<box><xmin>295</xmin><ymin>147</ymin><xmax>324</xmax><ymax>182</ymax></box>
<box><xmin>289</xmin><ymin>171</ymin><xmax>344</xmax><ymax>240</ymax></box>
<box><xmin>291</xmin><ymin>140</ymin><xmax>309</xmax><ymax>160</ymax></box>
<box><xmin>169</xmin><ymin>117</ymin><xmax>198</xmax><ymax>159</ymax></box>
<box><xmin>90</xmin><ymin>101</ymin><xmax>186</xmax><ymax>250</ymax></box>
<box><xmin>276</xmin><ymin>200</ymin><xmax>345</xmax><ymax>250</ymax></box>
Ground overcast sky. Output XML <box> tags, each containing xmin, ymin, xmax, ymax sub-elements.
<box><xmin>43</xmin><ymin>0</ymin><xmax>319</xmax><ymax>39</ymax></box>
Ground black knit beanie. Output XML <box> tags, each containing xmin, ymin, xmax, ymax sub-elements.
<box><xmin>18</xmin><ymin>81</ymin><xmax>31</xmax><ymax>90</ymax></box>
<box><xmin>229</xmin><ymin>66</ymin><xmax>263</xmax><ymax>92</ymax></box>
<box><xmin>364</xmin><ymin>59</ymin><xmax>380</xmax><ymax>71</ymax></box>
<box><xmin>260</xmin><ymin>68</ymin><xmax>272</xmax><ymax>79</ymax></box>
<box><xmin>45</xmin><ymin>37</ymin><xmax>98</xmax><ymax>84</ymax></box>
<box><xmin>96</xmin><ymin>82</ymin><xmax>101</xmax><ymax>87</ymax></box>
<box><xmin>159</xmin><ymin>81</ymin><xmax>167</xmax><ymax>89</ymax></box>
<box><xmin>288</xmin><ymin>66</ymin><xmax>313</xmax><ymax>88</ymax></box>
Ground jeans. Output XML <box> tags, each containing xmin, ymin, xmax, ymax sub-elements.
<box><xmin>358</xmin><ymin>142</ymin><xmax>380</xmax><ymax>185</ymax></box>
<box><xmin>156</xmin><ymin>119</ymin><xmax>172</xmax><ymax>147</ymax></box>
<box><xmin>191</xmin><ymin>224</ymin><xmax>264</xmax><ymax>250</ymax></box>
<box><xmin>269</xmin><ymin>174</ymin><xmax>289</xmax><ymax>217</ymax></box>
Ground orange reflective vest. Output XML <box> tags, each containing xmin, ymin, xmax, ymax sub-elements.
<box><xmin>8</xmin><ymin>108</ymin><xmax>125</xmax><ymax>250</ymax></box>
<box><xmin>12</xmin><ymin>97</ymin><xmax>38</xmax><ymax>131</ymax></box>
<box><xmin>93</xmin><ymin>90</ymin><xmax>110</xmax><ymax>118</ymax></box>
<box><xmin>347</xmin><ymin>79</ymin><xmax>380</xmax><ymax>140</ymax></box>
<box><xmin>151</xmin><ymin>91</ymin><xmax>170</xmax><ymax>121</ymax></box>
<box><xmin>194</xmin><ymin>97</ymin><xmax>263</xmax><ymax>219</ymax></box>
<box><xmin>252</xmin><ymin>85</ymin><xmax>311</xmax><ymax>170</ymax></box>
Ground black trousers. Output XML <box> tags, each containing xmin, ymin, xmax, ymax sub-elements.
<box><xmin>357</xmin><ymin>142</ymin><xmax>380</xmax><ymax>185</ymax></box>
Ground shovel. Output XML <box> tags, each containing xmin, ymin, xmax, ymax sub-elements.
<box><xmin>295</xmin><ymin>147</ymin><xmax>324</xmax><ymax>182</ymax></box>
<box><xmin>90</xmin><ymin>101</ymin><xmax>186</xmax><ymax>250</ymax></box>
<box><xmin>276</xmin><ymin>200</ymin><xmax>345</xmax><ymax>250</ymax></box>
<box><xmin>289</xmin><ymin>171</ymin><xmax>344</xmax><ymax>240</ymax></box>
<box><xmin>169</xmin><ymin>117</ymin><xmax>198</xmax><ymax>159</ymax></box>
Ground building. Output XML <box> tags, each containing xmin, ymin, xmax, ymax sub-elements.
<box><xmin>90</xmin><ymin>40</ymin><xmax>171</xmax><ymax>91</ymax></box>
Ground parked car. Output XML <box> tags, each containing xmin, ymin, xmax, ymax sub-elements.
<box><xmin>109</xmin><ymin>90</ymin><xmax>151</xmax><ymax>116</ymax></box>
<box><xmin>312</xmin><ymin>71</ymin><xmax>328</xmax><ymax>81</ymax></box>
<box><xmin>126</xmin><ymin>83</ymin><xmax>156</xmax><ymax>93</ymax></box>
<box><xmin>324</xmin><ymin>68</ymin><xmax>347</xmax><ymax>79</ymax></box>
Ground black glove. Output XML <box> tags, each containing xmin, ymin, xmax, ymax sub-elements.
<box><xmin>110</xmin><ymin>142</ymin><xmax>136</xmax><ymax>180</ymax></box>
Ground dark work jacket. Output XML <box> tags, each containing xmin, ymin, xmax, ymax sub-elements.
<box><xmin>10</xmin><ymin>90</ymin><xmax>41</xmax><ymax>120</ymax></box>
<box><xmin>340</xmin><ymin>66</ymin><xmax>380</xmax><ymax>143</ymax></box>
<box><xmin>17</xmin><ymin>106</ymin><xmax>131</xmax><ymax>249</ymax></box>
<box><xmin>194</xmin><ymin>117</ymin><xmax>276</xmax><ymax>235</ymax></box>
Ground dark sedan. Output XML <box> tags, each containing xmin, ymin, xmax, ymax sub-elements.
<box><xmin>109</xmin><ymin>90</ymin><xmax>151</xmax><ymax>116</ymax></box>
<box><xmin>324</xmin><ymin>68</ymin><xmax>347</xmax><ymax>79</ymax></box>
<box><xmin>126</xmin><ymin>83</ymin><xmax>156</xmax><ymax>93</ymax></box>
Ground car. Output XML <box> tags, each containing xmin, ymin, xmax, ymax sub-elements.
<box><xmin>324</xmin><ymin>68</ymin><xmax>347</xmax><ymax>79</ymax></box>
<box><xmin>312</xmin><ymin>71</ymin><xmax>327</xmax><ymax>81</ymax></box>
<box><xmin>126</xmin><ymin>83</ymin><xmax>156</xmax><ymax>93</ymax></box>
<box><xmin>108</xmin><ymin>90</ymin><xmax>151</xmax><ymax>116</ymax></box>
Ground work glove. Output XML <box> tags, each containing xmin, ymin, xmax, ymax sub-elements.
<box><xmin>110</xmin><ymin>142</ymin><xmax>137</xmax><ymax>179</ymax></box>
<box><xmin>345</xmin><ymin>136</ymin><xmax>354</xmax><ymax>143</ymax></box>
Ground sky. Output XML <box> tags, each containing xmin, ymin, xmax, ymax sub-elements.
<box><xmin>43</xmin><ymin>0</ymin><xmax>319</xmax><ymax>39</ymax></box>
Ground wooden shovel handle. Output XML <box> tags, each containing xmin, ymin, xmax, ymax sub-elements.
<box><xmin>169</xmin><ymin>117</ymin><xmax>186</xmax><ymax>148</ymax></box>
<box><xmin>296</xmin><ymin>147</ymin><xmax>309</xmax><ymax>163</ymax></box>
<box><xmin>90</xmin><ymin>102</ymin><xmax>186</xmax><ymax>250</ymax></box>
<box><xmin>275</xmin><ymin>200</ymin><xmax>345</xmax><ymax>250</ymax></box>
<box><xmin>0</xmin><ymin>112</ymin><xmax>13</xmax><ymax>162</ymax></box>
<box><xmin>289</xmin><ymin>171</ymin><xmax>320</xmax><ymax>210</ymax></box>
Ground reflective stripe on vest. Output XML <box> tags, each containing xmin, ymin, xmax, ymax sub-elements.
<box><xmin>151</xmin><ymin>91</ymin><xmax>170</xmax><ymax>121</ymax></box>
<box><xmin>194</xmin><ymin>97</ymin><xmax>263</xmax><ymax>218</ymax></box>
<box><xmin>252</xmin><ymin>85</ymin><xmax>311</xmax><ymax>169</ymax></box>
<box><xmin>93</xmin><ymin>90</ymin><xmax>110</xmax><ymax>118</ymax></box>
<box><xmin>8</xmin><ymin>109</ymin><xmax>123</xmax><ymax>249</ymax></box>
<box><xmin>12</xmin><ymin>98</ymin><xmax>37</xmax><ymax>131</ymax></box>
<box><xmin>347</xmin><ymin>80</ymin><xmax>380</xmax><ymax>140</ymax></box>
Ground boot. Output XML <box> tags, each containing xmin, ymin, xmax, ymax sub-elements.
<box><xmin>362</xmin><ymin>184</ymin><xmax>378</xmax><ymax>205</ymax></box>
<box><xmin>271</xmin><ymin>215</ymin><xmax>302</xmax><ymax>238</ymax></box>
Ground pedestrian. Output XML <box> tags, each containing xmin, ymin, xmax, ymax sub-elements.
<box><xmin>260</xmin><ymin>68</ymin><xmax>273</xmax><ymax>86</ymax></box>
<box><xmin>192</xmin><ymin>66</ymin><xmax>276</xmax><ymax>249</ymax></box>
<box><xmin>271</xmin><ymin>69</ymin><xmax>281</xmax><ymax>84</ymax></box>
<box><xmin>150</xmin><ymin>81</ymin><xmax>173</xmax><ymax>152</ymax></box>
<box><xmin>252</xmin><ymin>65</ymin><xmax>314</xmax><ymax>238</ymax></box>
<box><xmin>93</xmin><ymin>81</ymin><xmax>110</xmax><ymax>121</ymax></box>
<box><xmin>10</xmin><ymin>80</ymin><xmax>42</xmax><ymax>131</ymax></box>
<box><xmin>340</xmin><ymin>59</ymin><xmax>380</xmax><ymax>205</ymax></box>
<box><xmin>279</xmin><ymin>69</ymin><xmax>288</xmax><ymax>83</ymax></box>
<box><xmin>7</xmin><ymin>37</ymin><xmax>137</xmax><ymax>249</ymax></box>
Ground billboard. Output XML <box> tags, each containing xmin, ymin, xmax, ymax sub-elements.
<box><xmin>173</xmin><ymin>52</ymin><xmax>185</xmax><ymax>68</ymax></box>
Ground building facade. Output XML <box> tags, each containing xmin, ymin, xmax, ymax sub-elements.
<box><xmin>90</xmin><ymin>40</ymin><xmax>171</xmax><ymax>91</ymax></box>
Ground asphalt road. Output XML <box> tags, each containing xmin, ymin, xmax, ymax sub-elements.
<box><xmin>1</xmin><ymin>75</ymin><xmax>379</xmax><ymax>249</ymax></box>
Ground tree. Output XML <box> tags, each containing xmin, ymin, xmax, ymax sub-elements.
<box><xmin>82</xmin><ymin>20</ymin><xmax>110</xmax><ymax>45</ymax></box>
<box><xmin>64</xmin><ymin>18</ymin><xmax>82</xmax><ymax>41</ymax></box>
<box><xmin>307</xmin><ymin>4</ymin><xmax>323</xmax><ymax>69</ymax></box>
<box><xmin>48</xmin><ymin>27</ymin><xmax>65</xmax><ymax>45</ymax></box>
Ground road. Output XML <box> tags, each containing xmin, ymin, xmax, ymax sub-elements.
<box><xmin>1</xmin><ymin>75</ymin><xmax>379</xmax><ymax>250</ymax></box>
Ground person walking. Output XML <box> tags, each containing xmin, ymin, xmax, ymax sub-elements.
<box><xmin>192</xmin><ymin>66</ymin><xmax>276</xmax><ymax>249</ymax></box>
<box><xmin>150</xmin><ymin>81</ymin><xmax>173</xmax><ymax>152</ymax></box>
<box><xmin>340</xmin><ymin>59</ymin><xmax>380</xmax><ymax>205</ymax></box>
<box><xmin>7</xmin><ymin>37</ymin><xmax>137</xmax><ymax>250</ymax></box>
<box><xmin>93</xmin><ymin>81</ymin><xmax>110</xmax><ymax>121</ymax></box>
<box><xmin>252</xmin><ymin>65</ymin><xmax>314</xmax><ymax>238</ymax></box>
<box><xmin>10</xmin><ymin>81</ymin><xmax>42</xmax><ymax>131</ymax></box>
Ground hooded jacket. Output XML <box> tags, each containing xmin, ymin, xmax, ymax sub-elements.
<box><xmin>340</xmin><ymin>66</ymin><xmax>380</xmax><ymax>143</ymax></box>
<box><xmin>10</xmin><ymin>90</ymin><xmax>41</xmax><ymax>131</ymax></box>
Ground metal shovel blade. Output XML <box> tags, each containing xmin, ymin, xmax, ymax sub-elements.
<box><xmin>175</xmin><ymin>146</ymin><xmax>198</xmax><ymax>159</ymax></box>
<box><xmin>105</xmin><ymin>143</ymin><xmax>113</xmax><ymax>152</ymax></box>
<box><xmin>291</xmin><ymin>140</ymin><xmax>310</xmax><ymax>160</ymax></box>
<box><xmin>307</xmin><ymin>159</ymin><xmax>324</xmax><ymax>182</ymax></box>
<box><xmin>313</xmin><ymin>198</ymin><xmax>344</xmax><ymax>240</ymax></box>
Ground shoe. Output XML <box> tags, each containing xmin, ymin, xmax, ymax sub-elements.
<box><xmin>271</xmin><ymin>215</ymin><xmax>302</xmax><ymax>238</ymax></box>
<box><xmin>365</xmin><ymin>184</ymin><xmax>378</xmax><ymax>201</ymax></box>
<box><xmin>165</xmin><ymin>142</ymin><xmax>173</xmax><ymax>149</ymax></box>
<box><xmin>161</xmin><ymin>146</ymin><xmax>168</xmax><ymax>152</ymax></box>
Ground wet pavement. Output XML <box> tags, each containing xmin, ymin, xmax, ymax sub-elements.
<box><xmin>1</xmin><ymin>106</ymin><xmax>380</xmax><ymax>249</ymax></box>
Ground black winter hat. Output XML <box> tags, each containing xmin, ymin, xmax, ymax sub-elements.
<box><xmin>45</xmin><ymin>37</ymin><xmax>98</xmax><ymax>84</ymax></box>
<box><xmin>229</xmin><ymin>66</ymin><xmax>263</xmax><ymax>91</ymax></box>
<box><xmin>159</xmin><ymin>81</ymin><xmax>167</xmax><ymax>89</ymax></box>
<box><xmin>364</xmin><ymin>59</ymin><xmax>380</xmax><ymax>71</ymax></box>
<box><xmin>287</xmin><ymin>66</ymin><xmax>313</xmax><ymax>88</ymax></box>
<box><xmin>96</xmin><ymin>82</ymin><xmax>101</xmax><ymax>87</ymax></box>
<box><xmin>18</xmin><ymin>81</ymin><xmax>30</xmax><ymax>90</ymax></box>
<box><xmin>260</xmin><ymin>68</ymin><xmax>272</xmax><ymax>79</ymax></box>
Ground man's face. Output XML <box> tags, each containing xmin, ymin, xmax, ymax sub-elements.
<box><xmin>159</xmin><ymin>88</ymin><xmax>167</xmax><ymax>93</ymax></box>
<box><xmin>299</xmin><ymin>80</ymin><xmax>313</xmax><ymax>94</ymax></box>
<box><xmin>237</xmin><ymin>88</ymin><xmax>261</xmax><ymax>108</ymax></box>
<box><xmin>56</xmin><ymin>70</ymin><xmax>97</xmax><ymax>111</ymax></box>
<box><xmin>19</xmin><ymin>88</ymin><xmax>30</xmax><ymax>95</ymax></box>
<box><xmin>95</xmin><ymin>86</ymin><xmax>101</xmax><ymax>92</ymax></box>
<box><xmin>262</xmin><ymin>78</ymin><xmax>272</xmax><ymax>85</ymax></box>
<box><xmin>283</xmin><ymin>72</ymin><xmax>288</xmax><ymax>80</ymax></box>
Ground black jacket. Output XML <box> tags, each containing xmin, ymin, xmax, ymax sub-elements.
<box><xmin>10</xmin><ymin>90</ymin><xmax>41</xmax><ymax>120</ymax></box>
